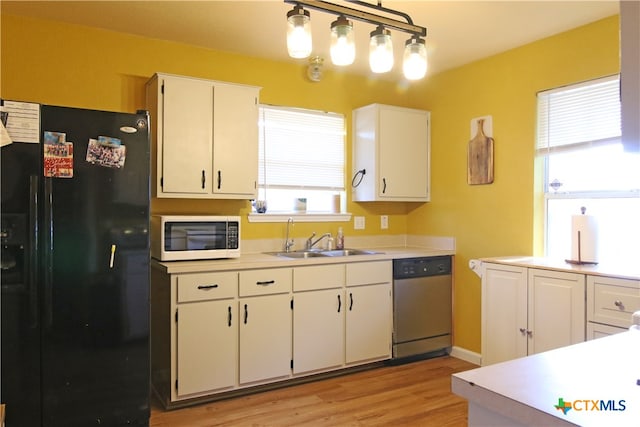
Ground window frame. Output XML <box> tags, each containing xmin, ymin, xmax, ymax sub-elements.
<box><xmin>536</xmin><ymin>74</ymin><xmax>640</xmax><ymax>261</ymax></box>
<box><xmin>248</xmin><ymin>104</ymin><xmax>351</xmax><ymax>223</ymax></box>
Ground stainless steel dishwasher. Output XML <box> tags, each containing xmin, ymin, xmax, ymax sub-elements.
<box><xmin>392</xmin><ymin>255</ymin><xmax>452</xmax><ymax>360</ymax></box>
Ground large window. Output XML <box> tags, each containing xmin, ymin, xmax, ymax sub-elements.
<box><xmin>257</xmin><ymin>105</ymin><xmax>345</xmax><ymax>213</ymax></box>
<box><xmin>537</xmin><ymin>75</ymin><xmax>640</xmax><ymax>263</ymax></box>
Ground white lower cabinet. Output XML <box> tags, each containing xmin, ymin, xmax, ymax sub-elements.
<box><xmin>481</xmin><ymin>263</ymin><xmax>585</xmax><ymax>365</ymax></box>
<box><xmin>527</xmin><ymin>268</ymin><xmax>586</xmax><ymax>355</ymax></box>
<box><xmin>174</xmin><ymin>271</ymin><xmax>238</xmax><ymax>398</ymax></box>
<box><xmin>291</xmin><ymin>261</ymin><xmax>392</xmax><ymax>374</ymax></box>
<box><xmin>345</xmin><ymin>283</ymin><xmax>391</xmax><ymax>364</ymax></box>
<box><xmin>587</xmin><ymin>322</ymin><xmax>628</xmax><ymax>340</ymax></box>
<box><xmin>238</xmin><ymin>268</ymin><xmax>293</xmax><ymax>385</ymax></box>
<box><xmin>293</xmin><ymin>288</ymin><xmax>345</xmax><ymax>374</ymax></box>
<box><xmin>345</xmin><ymin>261</ymin><xmax>392</xmax><ymax>364</ymax></box>
<box><xmin>587</xmin><ymin>275</ymin><xmax>640</xmax><ymax>339</ymax></box>
<box><xmin>151</xmin><ymin>260</ymin><xmax>393</xmax><ymax>408</ymax></box>
<box><xmin>177</xmin><ymin>299</ymin><xmax>237</xmax><ymax>396</ymax></box>
<box><xmin>239</xmin><ymin>294</ymin><xmax>292</xmax><ymax>384</ymax></box>
<box><xmin>292</xmin><ymin>264</ymin><xmax>345</xmax><ymax>375</ymax></box>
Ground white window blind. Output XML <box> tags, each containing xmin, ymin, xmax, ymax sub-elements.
<box><xmin>536</xmin><ymin>75</ymin><xmax>640</xmax><ymax>264</ymax></box>
<box><xmin>259</xmin><ymin>105</ymin><xmax>345</xmax><ymax>191</ymax></box>
<box><xmin>536</xmin><ymin>75</ymin><xmax>621</xmax><ymax>153</ymax></box>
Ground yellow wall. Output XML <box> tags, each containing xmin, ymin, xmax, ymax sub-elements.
<box><xmin>1</xmin><ymin>13</ymin><xmax>619</xmax><ymax>353</ymax></box>
<box><xmin>412</xmin><ymin>16</ymin><xmax>620</xmax><ymax>351</ymax></box>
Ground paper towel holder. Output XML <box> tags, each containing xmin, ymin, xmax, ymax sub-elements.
<box><xmin>565</xmin><ymin>207</ymin><xmax>598</xmax><ymax>265</ymax></box>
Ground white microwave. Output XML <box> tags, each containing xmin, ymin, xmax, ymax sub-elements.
<box><xmin>151</xmin><ymin>215</ymin><xmax>240</xmax><ymax>261</ymax></box>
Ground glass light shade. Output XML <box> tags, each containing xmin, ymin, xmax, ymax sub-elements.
<box><xmin>330</xmin><ymin>16</ymin><xmax>355</xmax><ymax>66</ymax></box>
<box><xmin>369</xmin><ymin>26</ymin><xmax>393</xmax><ymax>73</ymax></box>
<box><xmin>403</xmin><ymin>37</ymin><xmax>427</xmax><ymax>80</ymax></box>
<box><xmin>287</xmin><ymin>6</ymin><xmax>312</xmax><ymax>59</ymax></box>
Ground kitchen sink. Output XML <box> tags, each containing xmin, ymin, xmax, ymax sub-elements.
<box><xmin>267</xmin><ymin>249</ymin><xmax>381</xmax><ymax>259</ymax></box>
<box><xmin>268</xmin><ymin>251</ymin><xmax>329</xmax><ymax>259</ymax></box>
<box><xmin>321</xmin><ymin>249</ymin><xmax>380</xmax><ymax>257</ymax></box>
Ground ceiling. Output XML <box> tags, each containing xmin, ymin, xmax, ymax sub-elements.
<box><xmin>1</xmin><ymin>1</ymin><xmax>620</xmax><ymax>81</ymax></box>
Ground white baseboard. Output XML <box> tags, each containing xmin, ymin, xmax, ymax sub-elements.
<box><xmin>450</xmin><ymin>346</ymin><xmax>482</xmax><ymax>366</ymax></box>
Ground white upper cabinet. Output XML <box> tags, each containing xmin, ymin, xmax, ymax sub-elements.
<box><xmin>352</xmin><ymin>104</ymin><xmax>430</xmax><ymax>202</ymax></box>
<box><xmin>146</xmin><ymin>73</ymin><xmax>260</xmax><ymax>199</ymax></box>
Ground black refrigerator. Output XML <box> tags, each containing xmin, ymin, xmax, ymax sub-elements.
<box><xmin>1</xmin><ymin>102</ymin><xmax>151</xmax><ymax>426</ymax></box>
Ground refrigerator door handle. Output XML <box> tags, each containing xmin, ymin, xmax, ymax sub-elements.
<box><xmin>29</xmin><ymin>175</ymin><xmax>40</xmax><ymax>328</ymax></box>
<box><xmin>109</xmin><ymin>244</ymin><xmax>116</xmax><ymax>268</ymax></box>
<box><xmin>43</xmin><ymin>178</ymin><xmax>54</xmax><ymax>329</ymax></box>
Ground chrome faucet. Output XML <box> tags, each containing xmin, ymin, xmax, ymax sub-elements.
<box><xmin>284</xmin><ymin>217</ymin><xmax>295</xmax><ymax>252</ymax></box>
<box><xmin>306</xmin><ymin>232</ymin><xmax>332</xmax><ymax>250</ymax></box>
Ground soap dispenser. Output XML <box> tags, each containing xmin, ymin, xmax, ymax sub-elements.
<box><xmin>336</xmin><ymin>227</ymin><xmax>344</xmax><ymax>250</ymax></box>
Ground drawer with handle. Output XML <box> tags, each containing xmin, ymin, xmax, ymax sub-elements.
<box><xmin>588</xmin><ymin>275</ymin><xmax>640</xmax><ymax>328</ymax></box>
<box><xmin>177</xmin><ymin>271</ymin><xmax>238</xmax><ymax>302</ymax></box>
<box><xmin>239</xmin><ymin>268</ymin><xmax>292</xmax><ymax>297</ymax></box>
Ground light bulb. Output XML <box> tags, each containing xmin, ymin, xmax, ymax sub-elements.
<box><xmin>287</xmin><ymin>6</ymin><xmax>312</xmax><ymax>59</ymax></box>
<box><xmin>369</xmin><ymin>26</ymin><xmax>393</xmax><ymax>73</ymax></box>
<box><xmin>330</xmin><ymin>16</ymin><xmax>355</xmax><ymax>66</ymax></box>
<box><xmin>403</xmin><ymin>37</ymin><xmax>427</xmax><ymax>80</ymax></box>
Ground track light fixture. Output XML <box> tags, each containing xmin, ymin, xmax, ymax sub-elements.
<box><xmin>284</xmin><ymin>0</ymin><xmax>428</xmax><ymax>80</ymax></box>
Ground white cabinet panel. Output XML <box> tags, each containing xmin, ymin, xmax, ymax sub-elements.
<box><xmin>293</xmin><ymin>264</ymin><xmax>344</xmax><ymax>292</ymax></box>
<box><xmin>352</xmin><ymin>104</ymin><xmax>430</xmax><ymax>202</ymax></box>
<box><xmin>146</xmin><ymin>73</ymin><xmax>260</xmax><ymax>199</ymax></box>
<box><xmin>588</xmin><ymin>275</ymin><xmax>640</xmax><ymax>328</ymax></box>
<box><xmin>293</xmin><ymin>289</ymin><xmax>345</xmax><ymax>374</ymax></box>
<box><xmin>528</xmin><ymin>269</ymin><xmax>585</xmax><ymax>355</ymax></box>
<box><xmin>481</xmin><ymin>264</ymin><xmax>585</xmax><ymax>366</ymax></box>
<box><xmin>176</xmin><ymin>299</ymin><xmax>237</xmax><ymax>396</ymax></box>
<box><xmin>345</xmin><ymin>283</ymin><xmax>392</xmax><ymax>364</ymax></box>
<box><xmin>177</xmin><ymin>271</ymin><xmax>237</xmax><ymax>302</ymax></box>
<box><xmin>481</xmin><ymin>264</ymin><xmax>527</xmax><ymax>365</ymax></box>
<box><xmin>239</xmin><ymin>268</ymin><xmax>292</xmax><ymax>297</ymax></box>
<box><xmin>239</xmin><ymin>294</ymin><xmax>292</xmax><ymax>385</ymax></box>
<box><xmin>161</xmin><ymin>76</ymin><xmax>213</xmax><ymax>195</ymax></box>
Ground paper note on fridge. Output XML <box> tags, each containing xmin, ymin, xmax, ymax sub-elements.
<box><xmin>0</xmin><ymin>100</ymin><xmax>40</xmax><ymax>144</ymax></box>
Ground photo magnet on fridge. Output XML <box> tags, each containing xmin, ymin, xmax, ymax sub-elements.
<box><xmin>86</xmin><ymin>136</ymin><xmax>126</xmax><ymax>168</ymax></box>
<box><xmin>43</xmin><ymin>130</ymin><xmax>73</xmax><ymax>178</ymax></box>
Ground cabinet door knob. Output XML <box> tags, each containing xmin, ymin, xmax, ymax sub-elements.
<box><xmin>527</xmin><ymin>330</ymin><xmax>533</xmax><ymax>337</ymax></box>
<box><xmin>614</xmin><ymin>300</ymin><xmax>624</xmax><ymax>309</ymax></box>
<box><xmin>519</xmin><ymin>327</ymin><xmax>526</xmax><ymax>335</ymax></box>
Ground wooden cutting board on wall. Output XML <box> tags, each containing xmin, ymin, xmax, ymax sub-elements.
<box><xmin>467</xmin><ymin>118</ymin><xmax>494</xmax><ymax>185</ymax></box>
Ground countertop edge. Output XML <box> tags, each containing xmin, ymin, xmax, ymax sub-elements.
<box><xmin>479</xmin><ymin>256</ymin><xmax>640</xmax><ymax>281</ymax></box>
<box><xmin>451</xmin><ymin>376</ymin><xmax>576</xmax><ymax>427</ymax></box>
<box><xmin>452</xmin><ymin>332</ymin><xmax>640</xmax><ymax>427</ymax></box>
<box><xmin>152</xmin><ymin>246</ymin><xmax>455</xmax><ymax>274</ymax></box>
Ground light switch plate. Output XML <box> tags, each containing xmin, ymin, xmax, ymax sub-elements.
<box><xmin>354</xmin><ymin>216</ymin><xmax>365</xmax><ymax>230</ymax></box>
<box><xmin>381</xmin><ymin>215</ymin><xmax>388</xmax><ymax>229</ymax></box>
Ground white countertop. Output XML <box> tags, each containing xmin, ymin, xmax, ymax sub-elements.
<box><xmin>152</xmin><ymin>246</ymin><xmax>455</xmax><ymax>274</ymax></box>
<box><xmin>480</xmin><ymin>256</ymin><xmax>640</xmax><ymax>281</ymax></box>
<box><xmin>452</xmin><ymin>331</ymin><xmax>640</xmax><ymax>426</ymax></box>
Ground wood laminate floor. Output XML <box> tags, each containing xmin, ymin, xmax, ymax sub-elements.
<box><xmin>150</xmin><ymin>356</ymin><xmax>477</xmax><ymax>426</ymax></box>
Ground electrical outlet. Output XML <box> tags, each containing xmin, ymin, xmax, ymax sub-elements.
<box><xmin>381</xmin><ymin>215</ymin><xmax>388</xmax><ymax>229</ymax></box>
<box><xmin>354</xmin><ymin>216</ymin><xmax>365</xmax><ymax>230</ymax></box>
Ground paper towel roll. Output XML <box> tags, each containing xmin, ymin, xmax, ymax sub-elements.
<box><xmin>469</xmin><ymin>259</ymin><xmax>482</xmax><ymax>278</ymax></box>
<box><xmin>570</xmin><ymin>213</ymin><xmax>598</xmax><ymax>263</ymax></box>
